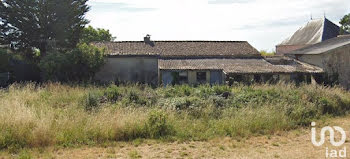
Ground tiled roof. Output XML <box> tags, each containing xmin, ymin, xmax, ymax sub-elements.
<box><xmin>278</xmin><ymin>18</ymin><xmax>342</xmax><ymax>46</ymax></box>
<box><xmin>93</xmin><ymin>41</ymin><xmax>260</xmax><ymax>57</ymax></box>
<box><xmin>159</xmin><ymin>57</ymin><xmax>323</xmax><ymax>74</ymax></box>
<box><xmin>288</xmin><ymin>35</ymin><xmax>350</xmax><ymax>55</ymax></box>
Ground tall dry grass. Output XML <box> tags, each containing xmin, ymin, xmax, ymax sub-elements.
<box><xmin>0</xmin><ymin>82</ymin><xmax>349</xmax><ymax>151</ymax></box>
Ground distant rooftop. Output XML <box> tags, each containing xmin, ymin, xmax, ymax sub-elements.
<box><xmin>288</xmin><ymin>35</ymin><xmax>350</xmax><ymax>55</ymax></box>
<box><xmin>278</xmin><ymin>18</ymin><xmax>343</xmax><ymax>46</ymax></box>
<box><xmin>93</xmin><ymin>40</ymin><xmax>260</xmax><ymax>57</ymax></box>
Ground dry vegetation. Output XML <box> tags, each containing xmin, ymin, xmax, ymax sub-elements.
<box><xmin>0</xmin><ymin>83</ymin><xmax>350</xmax><ymax>158</ymax></box>
<box><xmin>2</xmin><ymin>116</ymin><xmax>350</xmax><ymax>159</ymax></box>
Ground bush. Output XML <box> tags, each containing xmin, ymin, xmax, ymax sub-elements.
<box><xmin>162</xmin><ymin>85</ymin><xmax>194</xmax><ymax>98</ymax></box>
<box><xmin>0</xmin><ymin>128</ymin><xmax>29</xmax><ymax>152</ymax></box>
<box><xmin>126</xmin><ymin>90</ymin><xmax>147</xmax><ymax>106</ymax></box>
<box><xmin>213</xmin><ymin>85</ymin><xmax>231</xmax><ymax>95</ymax></box>
<box><xmin>211</xmin><ymin>96</ymin><xmax>228</xmax><ymax>108</ymax></box>
<box><xmin>159</xmin><ymin>96</ymin><xmax>203</xmax><ymax>111</ymax></box>
<box><xmin>147</xmin><ymin>110</ymin><xmax>174</xmax><ymax>138</ymax></box>
<box><xmin>39</xmin><ymin>43</ymin><xmax>105</xmax><ymax>82</ymax></box>
<box><xmin>286</xmin><ymin>104</ymin><xmax>318</xmax><ymax>126</ymax></box>
<box><xmin>85</xmin><ymin>92</ymin><xmax>102</xmax><ymax>111</ymax></box>
<box><xmin>104</xmin><ymin>85</ymin><xmax>121</xmax><ymax>102</ymax></box>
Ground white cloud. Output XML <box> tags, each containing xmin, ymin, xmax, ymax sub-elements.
<box><xmin>86</xmin><ymin>0</ymin><xmax>350</xmax><ymax>50</ymax></box>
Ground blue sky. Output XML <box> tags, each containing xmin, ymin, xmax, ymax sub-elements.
<box><xmin>86</xmin><ymin>0</ymin><xmax>350</xmax><ymax>51</ymax></box>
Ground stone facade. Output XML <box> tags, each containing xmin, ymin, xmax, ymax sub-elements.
<box><xmin>294</xmin><ymin>44</ymin><xmax>350</xmax><ymax>89</ymax></box>
<box><xmin>95</xmin><ymin>56</ymin><xmax>159</xmax><ymax>85</ymax></box>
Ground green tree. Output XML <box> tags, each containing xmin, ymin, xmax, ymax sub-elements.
<box><xmin>340</xmin><ymin>13</ymin><xmax>350</xmax><ymax>34</ymax></box>
<box><xmin>0</xmin><ymin>0</ymin><xmax>90</xmax><ymax>58</ymax></box>
<box><xmin>81</xmin><ymin>26</ymin><xmax>115</xmax><ymax>43</ymax></box>
<box><xmin>39</xmin><ymin>43</ymin><xmax>106</xmax><ymax>82</ymax></box>
<box><xmin>0</xmin><ymin>48</ymin><xmax>10</xmax><ymax>72</ymax></box>
<box><xmin>260</xmin><ymin>50</ymin><xmax>276</xmax><ymax>56</ymax></box>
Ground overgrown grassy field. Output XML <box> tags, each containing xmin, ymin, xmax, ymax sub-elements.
<box><xmin>0</xmin><ymin>83</ymin><xmax>350</xmax><ymax>152</ymax></box>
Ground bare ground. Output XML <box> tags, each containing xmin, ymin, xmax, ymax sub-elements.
<box><xmin>1</xmin><ymin>116</ymin><xmax>350</xmax><ymax>159</ymax></box>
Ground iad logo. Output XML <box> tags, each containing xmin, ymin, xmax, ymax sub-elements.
<box><xmin>311</xmin><ymin>122</ymin><xmax>346</xmax><ymax>147</ymax></box>
<box><xmin>311</xmin><ymin>122</ymin><xmax>347</xmax><ymax>158</ymax></box>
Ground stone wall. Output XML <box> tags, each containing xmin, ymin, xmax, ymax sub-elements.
<box><xmin>297</xmin><ymin>44</ymin><xmax>350</xmax><ymax>89</ymax></box>
<box><xmin>95</xmin><ymin>56</ymin><xmax>159</xmax><ymax>85</ymax></box>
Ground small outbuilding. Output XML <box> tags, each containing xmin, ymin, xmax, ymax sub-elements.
<box><xmin>287</xmin><ymin>35</ymin><xmax>350</xmax><ymax>89</ymax></box>
<box><xmin>159</xmin><ymin>57</ymin><xmax>323</xmax><ymax>86</ymax></box>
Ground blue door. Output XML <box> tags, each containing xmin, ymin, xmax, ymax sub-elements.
<box><xmin>162</xmin><ymin>71</ymin><xmax>173</xmax><ymax>86</ymax></box>
<box><xmin>210</xmin><ymin>71</ymin><xmax>222</xmax><ymax>85</ymax></box>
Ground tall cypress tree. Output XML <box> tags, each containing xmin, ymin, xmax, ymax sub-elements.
<box><xmin>0</xmin><ymin>0</ymin><xmax>90</xmax><ymax>58</ymax></box>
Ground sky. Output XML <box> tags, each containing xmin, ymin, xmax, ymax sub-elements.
<box><xmin>86</xmin><ymin>0</ymin><xmax>350</xmax><ymax>51</ymax></box>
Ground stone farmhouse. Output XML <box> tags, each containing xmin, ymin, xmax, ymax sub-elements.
<box><xmin>94</xmin><ymin>35</ymin><xmax>323</xmax><ymax>86</ymax></box>
<box><xmin>94</xmin><ymin>18</ymin><xmax>350</xmax><ymax>88</ymax></box>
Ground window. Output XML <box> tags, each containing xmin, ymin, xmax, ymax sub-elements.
<box><xmin>233</xmin><ymin>75</ymin><xmax>243</xmax><ymax>82</ymax></box>
<box><xmin>272</xmin><ymin>74</ymin><xmax>280</xmax><ymax>84</ymax></box>
<box><xmin>254</xmin><ymin>75</ymin><xmax>261</xmax><ymax>83</ymax></box>
<box><xmin>196</xmin><ymin>72</ymin><xmax>207</xmax><ymax>83</ymax></box>
<box><xmin>306</xmin><ymin>74</ymin><xmax>312</xmax><ymax>84</ymax></box>
<box><xmin>296</xmin><ymin>73</ymin><xmax>305</xmax><ymax>85</ymax></box>
<box><xmin>170</xmin><ymin>71</ymin><xmax>188</xmax><ymax>85</ymax></box>
<box><xmin>228</xmin><ymin>74</ymin><xmax>244</xmax><ymax>85</ymax></box>
<box><xmin>263</xmin><ymin>74</ymin><xmax>273</xmax><ymax>82</ymax></box>
<box><xmin>179</xmin><ymin>71</ymin><xmax>188</xmax><ymax>84</ymax></box>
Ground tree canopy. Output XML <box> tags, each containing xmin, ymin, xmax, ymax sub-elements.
<box><xmin>340</xmin><ymin>13</ymin><xmax>350</xmax><ymax>34</ymax></box>
<box><xmin>0</xmin><ymin>0</ymin><xmax>90</xmax><ymax>58</ymax></box>
<box><xmin>39</xmin><ymin>43</ymin><xmax>106</xmax><ymax>82</ymax></box>
<box><xmin>260</xmin><ymin>50</ymin><xmax>275</xmax><ymax>56</ymax></box>
<box><xmin>81</xmin><ymin>26</ymin><xmax>115</xmax><ymax>44</ymax></box>
<box><xmin>0</xmin><ymin>48</ymin><xmax>10</xmax><ymax>72</ymax></box>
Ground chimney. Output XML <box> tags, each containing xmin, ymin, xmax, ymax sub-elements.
<box><xmin>144</xmin><ymin>34</ymin><xmax>151</xmax><ymax>43</ymax></box>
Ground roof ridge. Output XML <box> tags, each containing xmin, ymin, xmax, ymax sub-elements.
<box><xmin>100</xmin><ymin>40</ymin><xmax>248</xmax><ymax>43</ymax></box>
<box><xmin>93</xmin><ymin>40</ymin><xmax>260</xmax><ymax>57</ymax></box>
<box><xmin>288</xmin><ymin>36</ymin><xmax>350</xmax><ymax>55</ymax></box>
<box><xmin>320</xmin><ymin>18</ymin><xmax>326</xmax><ymax>41</ymax></box>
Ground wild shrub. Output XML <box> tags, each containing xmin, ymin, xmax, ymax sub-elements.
<box><xmin>85</xmin><ymin>92</ymin><xmax>102</xmax><ymax>111</ymax></box>
<box><xmin>0</xmin><ymin>128</ymin><xmax>29</xmax><ymax>152</ymax></box>
<box><xmin>212</xmin><ymin>85</ymin><xmax>231</xmax><ymax>95</ymax></box>
<box><xmin>197</xmin><ymin>85</ymin><xmax>214</xmax><ymax>98</ymax></box>
<box><xmin>317</xmin><ymin>96</ymin><xmax>338</xmax><ymax>115</ymax></box>
<box><xmin>285</xmin><ymin>104</ymin><xmax>319</xmax><ymax>126</ymax></box>
<box><xmin>179</xmin><ymin>85</ymin><xmax>193</xmax><ymax>96</ymax></box>
<box><xmin>211</xmin><ymin>96</ymin><xmax>228</xmax><ymax>108</ymax></box>
<box><xmin>147</xmin><ymin>110</ymin><xmax>174</xmax><ymax>138</ymax></box>
<box><xmin>162</xmin><ymin>96</ymin><xmax>203</xmax><ymax>110</ymax></box>
<box><xmin>115</xmin><ymin>121</ymin><xmax>148</xmax><ymax>141</ymax></box>
<box><xmin>104</xmin><ymin>85</ymin><xmax>121</xmax><ymax>102</ymax></box>
<box><xmin>162</xmin><ymin>85</ymin><xmax>194</xmax><ymax>97</ymax></box>
<box><xmin>127</xmin><ymin>90</ymin><xmax>147</xmax><ymax>106</ymax></box>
